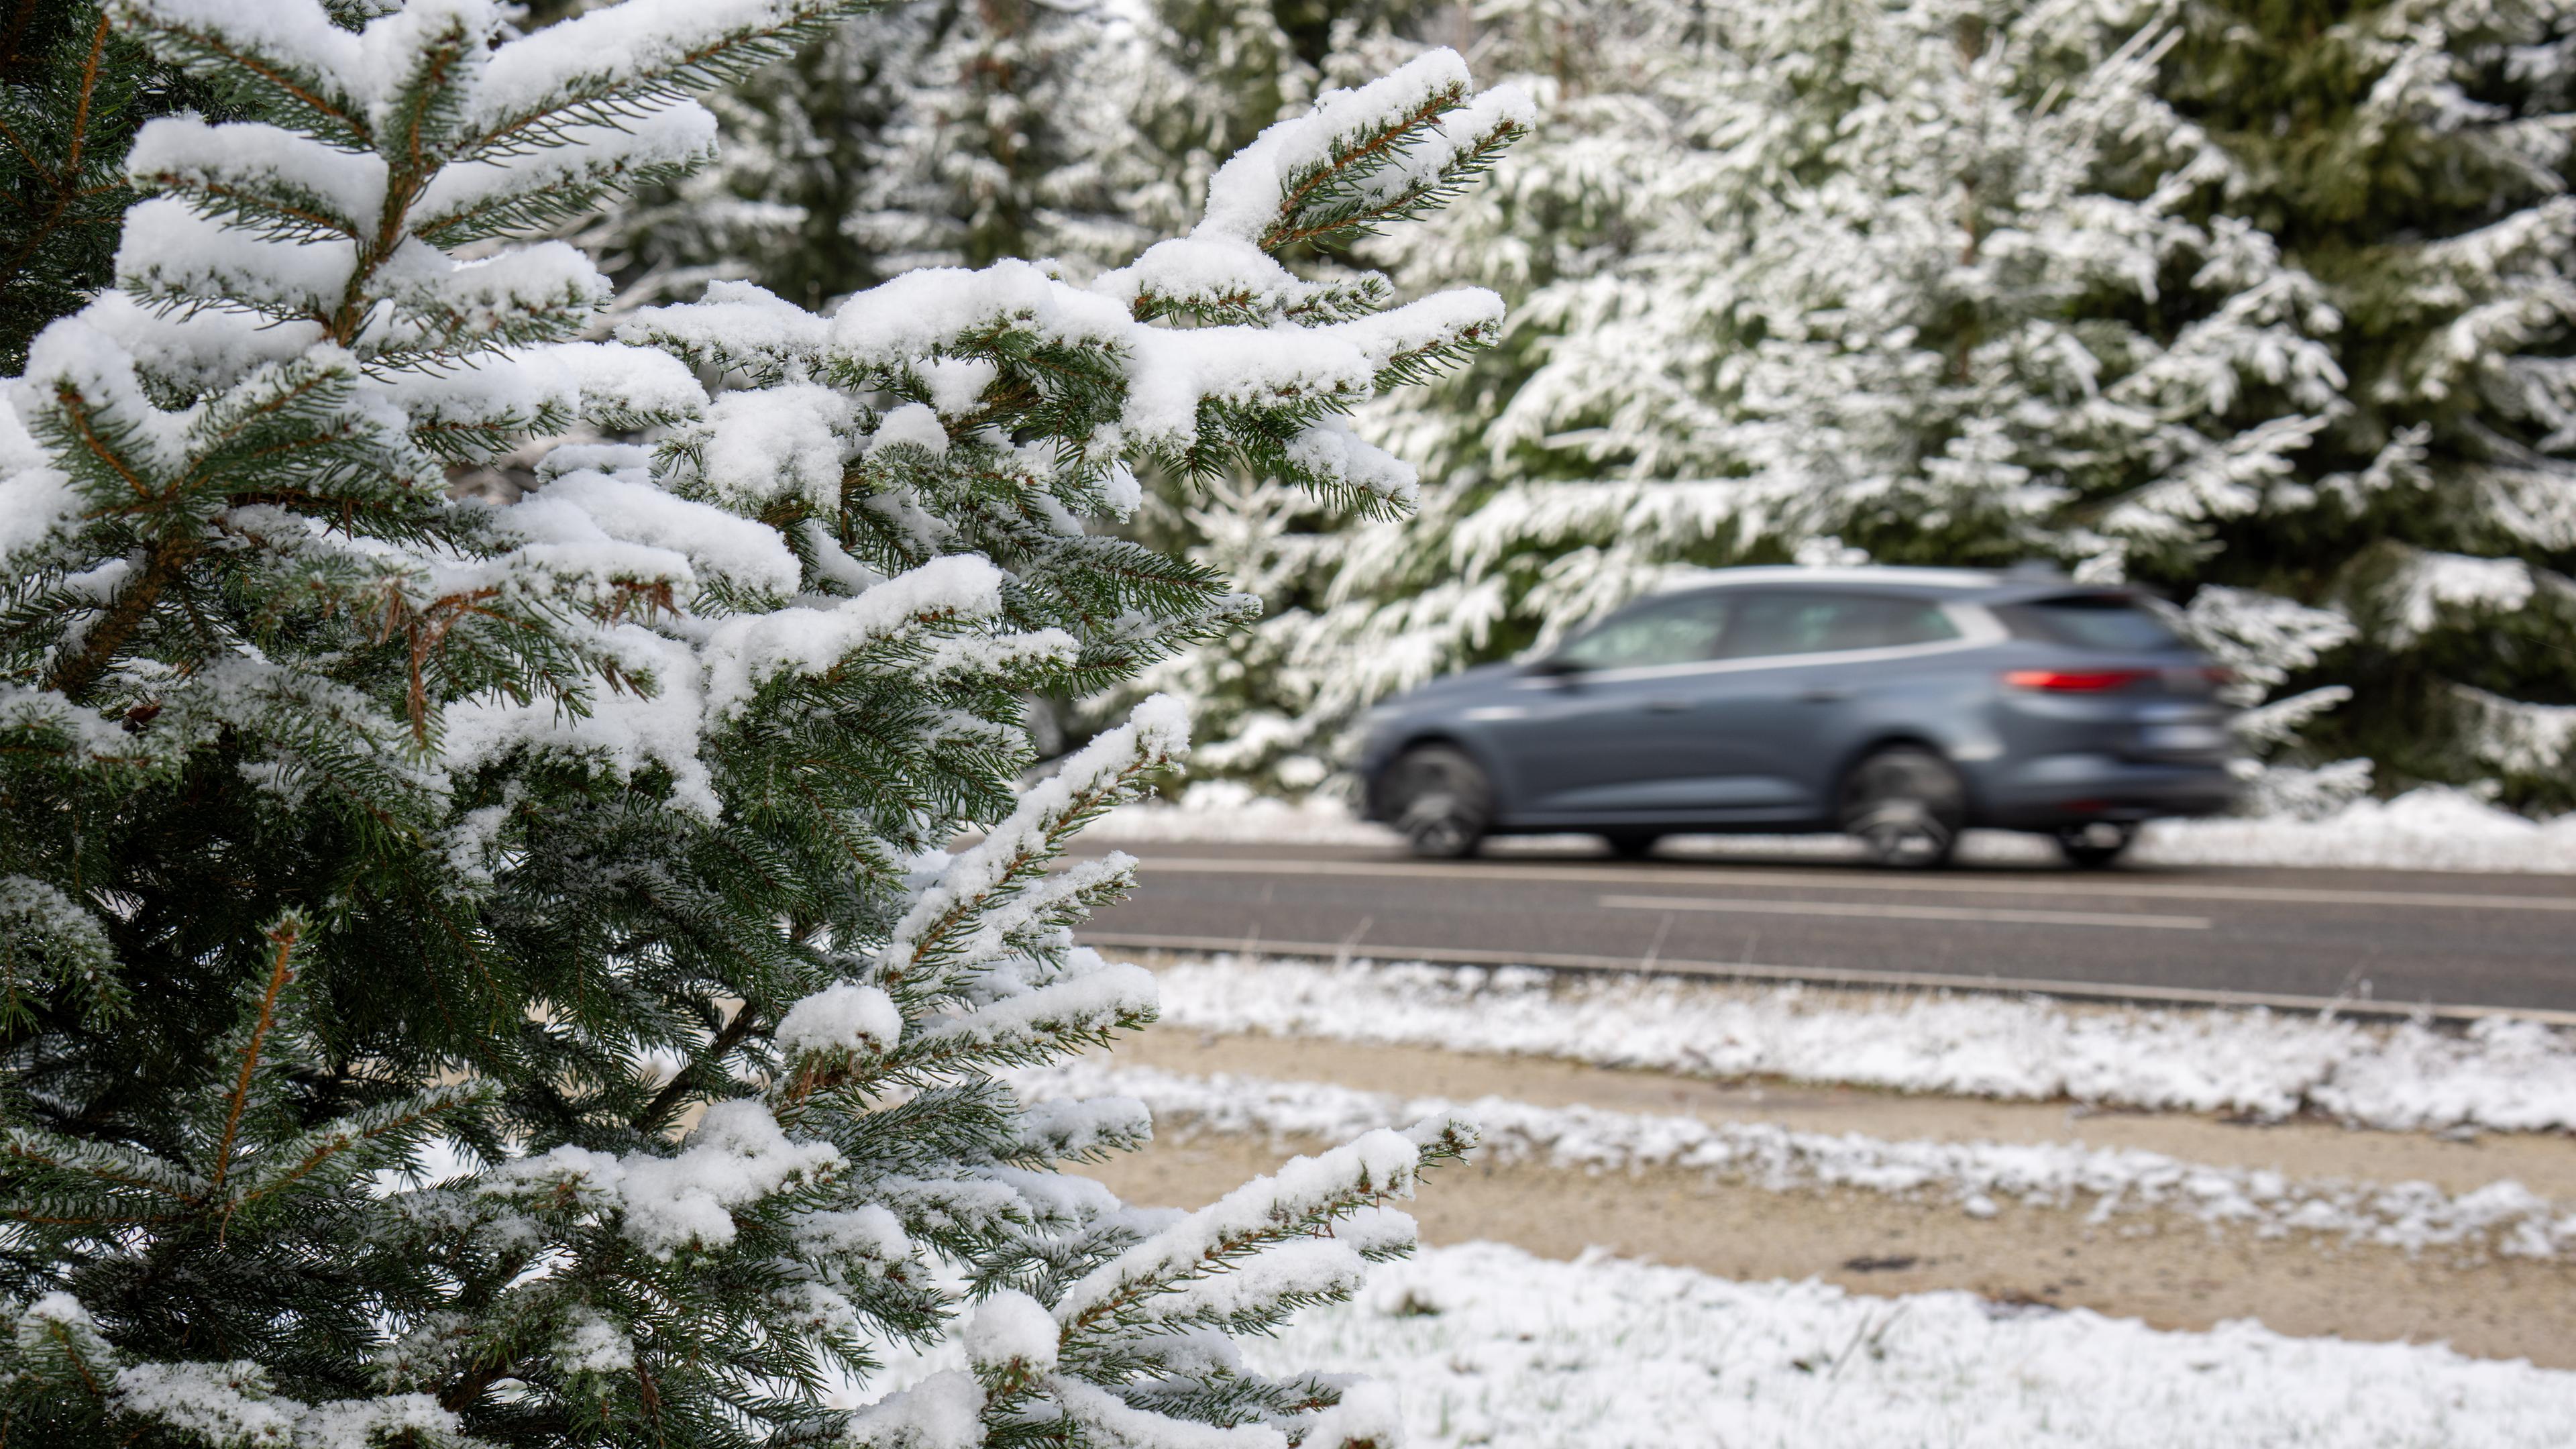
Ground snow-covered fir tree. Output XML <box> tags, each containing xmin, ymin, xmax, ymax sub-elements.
<box><xmin>1158</xmin><ymin>0</ymin><xmax>2576</xmax><ymax>812</ymax></box>
<box><xmin>0</xmin><ymin>0</ymin><xmax>1524</xmax><ymax>1440</ymax></box>
<box><xmin>594</xmin><ymin>0</ymin><xmax>1168</xmax><ymax>313</ymax></box>
<box><xmin>2149</xmin><ymin>0</ymin><xmax>2576</xmax><ymax>806</ymax></box>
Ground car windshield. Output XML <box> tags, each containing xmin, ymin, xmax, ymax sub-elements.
<box><xmin>2012</xmin><ymin>593</ymin><xmax>2186</xmax><ymax>651</ymax></box>
<box><xmin>1552</xmin><ymin>592</ymin><xmax>1732</xmax><ymax>668</ymax></box>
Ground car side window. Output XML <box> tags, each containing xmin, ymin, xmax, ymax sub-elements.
<box><xmin>1719</xmin><ymin>592</ymin><xmax>1961</xmax><ymax>658</ymax></box>
<box><xmin>1554</xmin><ymin>593</ymin><xmax>1733</xmax><ymax>669</ymax></box>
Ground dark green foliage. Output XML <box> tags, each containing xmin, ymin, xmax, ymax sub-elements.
<box><xmin>2148</xmin><ymin>0</ymin><xmax>2576</xmax><ymax>804</ymax></box>
<box><xmin>0</xmin><ymin>0</ymin><xmax>223</xmax><ymax>370</ymax></box>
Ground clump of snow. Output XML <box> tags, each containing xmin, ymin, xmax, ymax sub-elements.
<box><xmin>693</xmin><ymin>382</ymin><xmax>857</xmax><ymax>512</ymax></box>
<box><xmin>535</xmin><ymin>468</ymin><xmax>799</xmax><ymax>596</ymax></box>
<box><xmin>775</xmin><ymin>982</ymin><xmax>902</xmax><ymax>1058</ymax></box>
<box><xmin>961</xmin><ymin>1290</ymin><xmax>1058</xmax><ymax>1371</ymax></box>
<box><xmin>1250</xmin><ymin>1242</ymin><xmax>2576</xmax><ymax>1449</ymax></box>
<box><xmin>555</xmin><ymin>1309</ymin><xmax>636</xmax><ymax>1375</ymax></box>
<box><xmin>1085</xmin><ymin>784</ymin><xmax>2576</xmax><ymax>873</ymax></box>
<box><xmin>700</xmin><ymin>554</ymin><xmax>1005</xmax><ymax>715</ymax></box>
<box><xmin>869</xmin><ymin>401</ymin><xmax>951</xmax><ymax>458</ymax></box>
<box><xmin>846</xmin><ymin>1367</ymin><xmax>987</xmax><ymax>1449</ymax></box>
<box><xmin>1018</xmin><ymin>1061</ymin><xmax>2576</xmax><ymax>1259</ymax></box>
<box><xmin>2384</xmin><ymin>549</ymin><xmax>2540</xmax><ymax>645</ymax></box>
<box><xmin>1146</xmin><ymin>956</ymin><xmax>2576</xmax><ymax>1134</ymax></box>
<box><xmin>1284</xmin><ymin>417</ymin><xmax>1419</xmax><ymax>505</ymax></box>
<box><xmin>126</xmin><ymin>117</ymin><xmax>386</xmax><ymax>229</ymax></box>
<box><xmin>486</xmin><ymin>1099</ymin><xmax>841</xmax><ymax>1258</ymax></box>
<box><xmin>1296</xmin><ymin>1380</ymin><xmax>1405</xmax><ymax>1449</ymax></box>
<box><xmin>621</xmin><ymin>278</ymin><xmax>833</xmax><ymax>378</ymax></box>
<box><xmin>831</xmin><ymin>259</ymin><xmax>1128</xmax><ymax>366</ymax></box>
<box><xmin>440</xmin><ymin>623</ymin><xmax>720</xmax><ymax>817</ymax></box>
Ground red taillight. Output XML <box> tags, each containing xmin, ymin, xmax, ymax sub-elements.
<box><xmin>2004</xmin><ymin>668</ymin><xmax>2151</xmax><ymax>692</ymax></box>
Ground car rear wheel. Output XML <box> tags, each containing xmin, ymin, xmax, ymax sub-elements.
<box><xmin>2055</xmin><ymin>822</ymin><xmax>2137</xmax><ymax>869</ymax></box>
<box><xmin>1837</xmin><ymin>746</ymin><xmax>1966</xmax><ymax>869</ymax></box>
<box><xmin>1381</xmin><ymin>745</ymin><xmax>1493</xmax><ymax>859</ymax></box>
<box><xmin>1602</xmin><ymin>831</ymin><xmax>1663</xmax><ymax>861</ymax></box>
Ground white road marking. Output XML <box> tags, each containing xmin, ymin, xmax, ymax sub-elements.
<box><xmin>1113</xmin><ymin>855</ymin><xmax>2576</xmax><ymax>914</ymax></box>
<box><xmin>1597</xmin><ymin>892</ymin><xmax>2209</xmax><ymax>930</ymax></box>
<box><xmin>1074</xmin><ymin>931</ymin><xmax>2576</xmax><ymax>1026</ymax></box>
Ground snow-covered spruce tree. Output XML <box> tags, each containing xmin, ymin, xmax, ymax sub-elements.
<box><xmin>1153</xmin><ymin>0</ymin><xmax>2364</xmax><ymax>794</ymax></box>
<box><xmin>592</xmin><ymin>0</ymin><xmax>1165</xmax><ymax>315</ymax></box>
<box><xmin>0</xmin><ymin>0</ymin><xmax>1515</xmax><ymax>1440</ymax></box>
<box><xmin>2150</xmin><ymin>0</ymin><xmax>2576</xmax><ymax>808</ymax></box>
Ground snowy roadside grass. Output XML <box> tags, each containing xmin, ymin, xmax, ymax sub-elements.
<box><xmin>1245</xmin><ymin>1241</ymin><xmax>2576</xmax><ymax>1449</ymax></box>
<box><xmin>1017</xmin><ymin>1061</ymin><xmax>2576</xmax><ymax>1258</ymax></box>
<box><xmin>1091</xmin><ymin>782</ymin><xmax>2576</xmax><ymax>873</ymax></box>
<box><xmin>1150</xmin><ymin>955</ymin><xmax>2576</xmax><ymax>1134</ymax></box>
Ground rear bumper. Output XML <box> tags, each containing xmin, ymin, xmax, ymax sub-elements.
<box><xmin>1970</xmin><ymin>753</ymin><xmax>2241</xmax><ymax>830</ymax></box>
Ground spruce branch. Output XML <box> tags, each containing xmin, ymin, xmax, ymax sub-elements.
<box><xmin>206</xmin><ymin>910</ymin><xmax>305</xmax><ymax>1205</ymax></box>
<box><xmin>0</xmin><ymin>11</ymin><xmax>108</xmax><ymax>284</ymax></box>
<box><xmin>109</xmin><ymin>0</ymin><xmax>366</xmax><ymax>149</ymax></box>
<box><xmin>455</xmin><ymin>0</ymin><xmax>889</xmax><ymax>166</ymax></box>
<box><xmin>40</xmin><ymin>536</ymin><xmax>195</xmax><ymax>703</ymax></box>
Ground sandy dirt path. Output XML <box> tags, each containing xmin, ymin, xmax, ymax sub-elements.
<box><xmin>1071</xmin><ymin>1028</ymin><xmax>2576</xmax><ymax>1367</ymax></box>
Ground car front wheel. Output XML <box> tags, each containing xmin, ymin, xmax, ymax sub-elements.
<box><xmin>1837</xmin><ymin>746</ymin><xmax>1967</xmax><ymax>869</ymax></box>
<box><xmin>1381</xmin><ymin>745</ymin><xmax>1493</xmax><ymax>859</ymax></box>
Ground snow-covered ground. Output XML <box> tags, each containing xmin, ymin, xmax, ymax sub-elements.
<box><xmin>1018</xmin><ymin>1061</ymin><xmax>2576</xmax><ymax>1257</ymax></box>
<box><xmin>1149</xmin><ymin>956</ymin><xmax>2576</xmax><ymax>1133</ymax></box>
<box><xmin>1246</xmin><ymin>1241</ymin><xmax>2576</xmax><ymax>1449</ymax></box>
<box><xmin>1091</xmin><ymin>782</ymin><xmax>2576</xmax><ymax>873</ymax></box>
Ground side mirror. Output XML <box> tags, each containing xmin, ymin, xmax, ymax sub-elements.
<box><xmin>1527</xmin><ymin>656</ymin><xmax>1587</xmax><ymax>686</ymax></box>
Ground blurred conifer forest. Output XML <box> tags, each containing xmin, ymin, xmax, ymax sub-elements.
<box><xmin>607</xmin><ymin>0</ymin><xmax>2576</xmax><ymax>813</ymax></box>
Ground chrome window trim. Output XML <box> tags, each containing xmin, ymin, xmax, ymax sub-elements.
<box><xmin>1516</xmin><ymin>602</ymin><xmax>2004</xmax><ymax>688</ymax></box>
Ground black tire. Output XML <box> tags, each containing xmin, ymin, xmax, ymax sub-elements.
<box><xmin>1380</xmin><ymin>745</ymin><xmax>1493</xmax><ymax>859</ymax></box>
<box><xmin>2055</xmin><ymin>822</ymin><xmax>2137</xmax><ymax>869</ymax></box>
<box><xmin>1837</xmin><ymin>746</ymin><xmax>1967</xmax><ymax>869</ymax></box>
<box><xmin>1603</xmin><ymin>831</ymin><xmax>1664</xmax><ymax>861</ymax></box>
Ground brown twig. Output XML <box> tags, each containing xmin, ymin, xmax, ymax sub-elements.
<box><xmin>207</xmin><ymin>916</ymin><xmax>303</xmax><ymax>1203</ymax></box>
<box><xmin>635</xmin><ymin>1006</ymin><xmax>759</xmax><ymax>1132</ymax></box>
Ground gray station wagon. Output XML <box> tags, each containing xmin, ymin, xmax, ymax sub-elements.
<box><xmin>1352</xmin><ymin>567</ymin><xmax>2241</xmax><ymax>867</ymax></box>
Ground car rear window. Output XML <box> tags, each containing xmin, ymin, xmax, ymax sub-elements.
<box><xmin>1718</xmin><ymin>593</ymin><xmax>1962</xmax><ymax>658</ymax></box>
<box><xmin>2008</xmin><ymin>594</ymin><xmax>2186</xmax><ymax>651</ymax></box>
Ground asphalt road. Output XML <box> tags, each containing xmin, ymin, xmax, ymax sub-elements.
<box><xmin>1073</xmin><ymin>841</ymin><xmax>2576</xmax><ymax>1021</ymax></box>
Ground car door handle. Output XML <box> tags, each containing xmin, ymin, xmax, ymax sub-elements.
<box><xmin>1642</xmin><ymin>698</ymin><xmax>1693</xmax><ymax>713</ymax></box>
<box><xmin>1799</xmin><ymin>687</ymin><xmax>1852</xmax><ymax>703</ymax></box>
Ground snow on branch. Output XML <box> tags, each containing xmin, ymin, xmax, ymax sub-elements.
<box><xmin>110</xmin><ymin>0</ymin><xmax>370</xmax><ymax>148</ymax></box>
<box><xmin>700</xmin><ymin>553</ymin><xmax>1008</xmax><ymax>715</ymax></box>
<box><xmin>875</xmin><ymin>696</ymin><xmax>1190</xmax><ymax>998</ymax></box>
<box><xmin>466</xmin><ymin>0</ymin><xmax>875</xmax><ymax>162</ymax></box>
<box><xmin>1193</xmin><ymin>47</ymin><xmax>1534</xmax><ymax>254</ymax></box>
<box><xmin>1051</xmin><ymin>1114</ymin><xmax>1473</xmax><ymax>1352</ymax></box>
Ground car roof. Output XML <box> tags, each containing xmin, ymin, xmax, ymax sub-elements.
<box><xmin>1648</xmin><ymin>566</ymin><xmax>2135</xmax><ymax>605</ymax></box>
